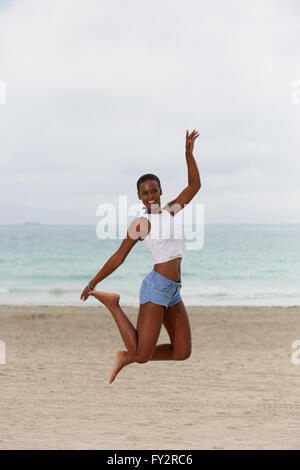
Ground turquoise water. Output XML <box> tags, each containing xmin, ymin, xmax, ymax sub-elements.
<box><xmin>0</xmin><ymin>224</ymin><xmax>299</xmax><ymax>306</ymax></box>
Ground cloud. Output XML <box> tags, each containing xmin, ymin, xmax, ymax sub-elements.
<box><xmin>0</xmin><ymin>0</ymin><xmax>299</xmax><ymax>223</ymax></box>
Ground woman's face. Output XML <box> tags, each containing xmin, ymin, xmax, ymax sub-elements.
<box><xmin>138</xmin><ymin>180</ymin><xmax>162</xmax><ymax>211</ymax></box>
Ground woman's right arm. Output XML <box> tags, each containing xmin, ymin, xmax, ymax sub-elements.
<box><xmin>80</xmin><ymin>217</ymin><xmax>147</xmax><ymax>301</ymax></box>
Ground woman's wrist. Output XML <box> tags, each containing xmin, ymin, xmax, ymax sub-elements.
<box><xmin>88</xmin><ymin>280</ymin><xmax>96</xmax><ymax>290</ymax></box>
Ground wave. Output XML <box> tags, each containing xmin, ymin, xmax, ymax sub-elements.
<box><xmin>1</xmin><ymin>285</ymin><xmax>300</xmax><ymax>307</ymax></box>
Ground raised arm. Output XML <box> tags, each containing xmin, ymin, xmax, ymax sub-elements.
<box><xmin>163</xmin><ymin>129</ymin><xmax>201</xmax><ymax>216</ymax></box>
<box><xmin>80</xmin><ymin>218</ymin><xmax>145</xmax><ymax>301</ymax></box>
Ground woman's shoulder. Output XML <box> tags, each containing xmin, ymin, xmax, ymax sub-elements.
<box><xmin>130</xmin><ymin>216</ymin><xmax>151</xmax><ymax>241</ymax></box>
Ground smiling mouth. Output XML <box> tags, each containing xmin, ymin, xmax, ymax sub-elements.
<box><xmin>146</xmin><ymin>200</ymin><xmax>157</xmax><ymax>204</ymax></box>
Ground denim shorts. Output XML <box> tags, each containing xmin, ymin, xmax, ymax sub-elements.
<box><xmin>139</xmin><ymin>269</ymin><xmax>182</xmax><ymax>310</ymax></box>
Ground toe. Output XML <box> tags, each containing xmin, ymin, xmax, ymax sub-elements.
<box><xmin>109</xmin><ymin>373</ymin><xmax>116</xmax><ymax>384</ymax></box>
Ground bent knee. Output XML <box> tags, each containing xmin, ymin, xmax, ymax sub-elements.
<box><xmin>173</xmin><ymin>349</ymin><xmax>192</xmax><ymax>361</ymax></box>
<box><xmin>135</xmin><ymin>354</ymin><xmax>151</xmax><ymax>364</ymax></box>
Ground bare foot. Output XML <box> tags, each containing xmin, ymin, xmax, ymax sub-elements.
<box><xmin>109</xmin><ymin>350</ymin><xmax>130</xmax><ymax>384</ymax></box>
<box><xmin>89</xmin><ymin>290</ymin><xmax>120</xmax><ymax>309</ymax></box>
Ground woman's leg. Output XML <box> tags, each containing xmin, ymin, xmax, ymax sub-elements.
<box><xmin>109</xmin><ymin>300</ymin><xmax>193</xmax><ymax>382</ymax></box>
<box><xmin>88</xmin><ymin>291</ymin><xmax>191</xmax><ymax>382</ymax></box>
<box><xmin>156</xmin><ymin>300</ymin><xmax>192</xmax><ymax>361</ymax></box>
<box><xmin>88</xmin><ymin>291</ymin><xmax>166</xmax><ymax>378</ymax></box>
<box><xmin>110</xmin><ymin>301</ymin><xmax>192</xmax><ymax>381</ymax></box>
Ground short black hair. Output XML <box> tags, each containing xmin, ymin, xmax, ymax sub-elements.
<box><xmin>136</xmin><ymin>173</ymin><xmax>161</xmax><ymax>192</ymax></box>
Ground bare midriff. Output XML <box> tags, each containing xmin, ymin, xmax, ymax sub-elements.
<box><xmin>154</xmin><ymin>257</ymin><xmax>182</xmax><ymax>283</ymax></box>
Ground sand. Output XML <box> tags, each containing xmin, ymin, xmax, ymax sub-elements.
<box><xmin>0</xmin><ymin>304</ymin><xmax>300</xmax><ymax>450</ymax></box>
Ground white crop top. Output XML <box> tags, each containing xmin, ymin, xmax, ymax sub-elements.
<box><xmin>140</xmin><ymin>209</ymin><xmax>183</xmax><ymax>264</ymax></box>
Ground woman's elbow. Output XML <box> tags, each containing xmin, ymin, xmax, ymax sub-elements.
<box><xmin>193</xmin><ymin>182</ymin><xmax>201</xmax><ymax>193</ymax></box>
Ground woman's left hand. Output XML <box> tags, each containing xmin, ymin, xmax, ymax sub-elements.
<box><xmin>186</xmin><ymin>129</ymin><xmax>200</xmax><ymax>153</ymax></box>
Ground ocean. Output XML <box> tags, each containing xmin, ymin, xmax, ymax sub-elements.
<box><xmin>0</xmin><ymin>224</ymin><xmax>299</xmax><ymax>307</ymax></box>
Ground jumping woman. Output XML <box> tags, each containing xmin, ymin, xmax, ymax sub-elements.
<box><xmin>80</xmin><ymin>129</ymin><xmax>201</xmax><ymax>383</ymax></box>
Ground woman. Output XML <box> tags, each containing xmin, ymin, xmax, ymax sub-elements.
<box><xmin>80</xmin><ymin>129</ymin><xmax>201</xmax><ymax>383</ymax></box>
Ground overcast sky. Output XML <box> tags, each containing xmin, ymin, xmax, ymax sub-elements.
<box><xmin>0</xmin><ymin>0</ymin><xmax>300</xmax><ymax>224</ymax></box>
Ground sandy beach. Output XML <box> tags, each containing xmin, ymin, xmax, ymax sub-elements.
<box><xmin>0</xmin><ymin>304</ymin><xmax>300</xmax><ymax>450</ymax></box>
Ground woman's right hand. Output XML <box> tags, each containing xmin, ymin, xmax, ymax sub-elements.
<box><xmin>80</xmin><ymin>285</ymin><xmax>94</xmax><ymax>302</ymax></box>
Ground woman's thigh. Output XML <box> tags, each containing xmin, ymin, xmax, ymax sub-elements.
<box><xmin>136</xmin><ymin>302</ymin><xmax>165</xmax><ymax>362</ymax></box>
<box><xmin>163</xmin><ymin>301</ymin><xmax>192</xmax><ymax>359</ymax></box>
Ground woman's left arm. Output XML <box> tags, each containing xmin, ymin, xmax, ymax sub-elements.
<box><xmin>185</xmin><ymin>129</ymin><xmax>201</xmax><ymax>188</ymax></box>
<box><xmin>163</xmin><ymin>129</ymin><xmax>201</xmax><ymax>216</ymax></box>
